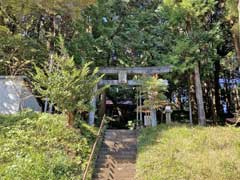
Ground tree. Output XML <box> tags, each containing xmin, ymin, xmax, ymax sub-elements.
<box><xmin>70</xmin><ymin>0</ymin><xmax>235</xmax><ymax>125</ymax></box>
<box><xmin>0</xmin><ymin>25</ymin><xmax>47</xmax><ymax>75</ymax></box>
<box><xmin>158</xmin><ymin>0</ymin><xmax>224</xmax><ymax>125</ymax></box>
<box><xmin>0</xmin><ymin>0</ymin><xmax>96</xmax><ymax>76</ymax></box>
<box><xmin>140</xmin><ymin>76</ymin><xmax>167</xmax><ymax>126</ymax></box>
<box><xmin>140</xmin><ymin>76</ymin><xmax>167</xmax><ymax>109</ymax></box>
<box><xmin>68</xmin><ymin>0</ymin><xmax>168</xmax><ymax>67</ymax></box>
<box><xmin>33</xmin><ymin>39</ymin><xmax>105</xmax><ymax>127</ymax></box>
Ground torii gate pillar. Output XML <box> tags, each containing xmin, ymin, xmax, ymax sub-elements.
<box><xmin>88</xmin><ymin>85</ymin><xmax>97</xmax><ymax>126</ymax></box>
<box><xmin>88</xmin><ymin>96</ymin><xmax>97</xmax><ymax>126</ymax></box>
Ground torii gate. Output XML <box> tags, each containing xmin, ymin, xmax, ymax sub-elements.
<box><xmin>88</xmin><ymin>66</ymin><xmax>172</xmax><ymax>126</ymax></box>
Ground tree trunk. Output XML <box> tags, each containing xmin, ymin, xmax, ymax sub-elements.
<box><xmin>239</xmin><ymin>0</ymin><xmax>240</xmax><ymax>23</ymax></box>
<box><xmin>188</xmin><ymin>74</ymin><xmax>193</xmax><ymax>125</ymax></box>
<box><xmin>214</xmin><ymin>60</ymin><xmax>221</xmax><ymax>117</ymax></box>
<box><xmin>234</xmin><ymin>0</ymin><xmax>240</xmax><ymax>64</ymax></box>
<box><xmin>238</xmin><ymin>0</ymin><xmax>240</xmax><ymax>42</ymax></box>
<box><xmin>233</xmin><ymin>32</ymin><xmax>240</xmax><ymax>64</ymax></box>
<box><xmin>205</xmin><ymin>81</ymin><xmax>213</xmax><ymax>120</ymax></box>
<box><xmin>223</xmin><ymin>75</ymin><xmax>230</xmax><ymax>114</ymax></box>
<box><xmin>226</xmin><ymin>73</ymin><xmax>232</xmax><ymax>113</ymax></box>
<box><xmin>194</xmin><ymin>63</ymin><xmax>206</xmax><ymax>126</ymax></box>
<box><xmin>67</xmin><ymin>112</ymin><xmax>74</xmax><ymax>127</ymax></box>
<box><xmin>211</xmin><ymin>87</ymin><xmax>218</xmax><ymax>124</ymax></box>
<box><xmin>203</xmin><ymin>81</ymin><xmax>210</xmax><ymax>118</ymax></box>
<box><xmin>190</xmin><ymin>73</ymin><xmax>198</xmax><ymax>123</ymax></box>
<box><xmin>234</xmin><ymin>84</ymin><xmax>240</xmax><ymax>111</ymax></box>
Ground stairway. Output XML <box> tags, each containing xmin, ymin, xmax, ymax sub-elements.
<box><xmin>93</xmin><ymin>130</ymin><xmax>137</xmax><ymax>180</ymax></box>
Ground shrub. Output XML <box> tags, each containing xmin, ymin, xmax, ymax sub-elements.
<box><xmin>0</xmin><ymin>111</ymin><xmax>97</xmax><ymax>179</ymax></box>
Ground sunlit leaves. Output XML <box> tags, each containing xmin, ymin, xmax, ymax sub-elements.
<box><xmin>33</xmin><ymin>38</ymin><xmax>105</xmax><ymax>115</ymax></box>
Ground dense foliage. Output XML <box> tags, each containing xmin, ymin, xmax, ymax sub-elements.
<box><xmin>137</xmin><ymin>124</ymin><xmax>240</xmax><ymax>180</ymax></box>
<box><xmin>140</xmin><ymin>76</ymin><xmax>167</xmax><ymax>109</ymax></box>
<box><xmin>0</xmin><ymin>0</ymin><xmax>239</xmax><ymax>124</ymax></box>
<box><xmin>69</xmin><ymin>0</ymin><xmax>169</xmax><ymax>66</ymax></box>
<box><xmin>0</xmin><ymin>111</ymin><xmax>97</xmax><ymax>179</ymax></box>
<box><xmin>0</xmin><ymin>0</ymin><xmax>94</xmax><ymax>75</ymax></box>
<box><xmin>33</xmin><ymin>38</ymin><xmax>106</xmax><ymax>126</ymax></box>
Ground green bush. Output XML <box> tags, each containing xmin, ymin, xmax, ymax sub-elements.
<box><xmin>137</xmin><ymin>124</ymin><xmax>240</xmax><ymax>180</ymax></box>
<box><xmin>0</xmin><ymin>111</ymin><xmax>97</xmax><ymax>180</ymax></box>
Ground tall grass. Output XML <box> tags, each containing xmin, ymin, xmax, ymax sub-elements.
<box><xmin>137</xmin><ymin>124</ymin><xmax>240</xmax><ymax>180</ymax></box>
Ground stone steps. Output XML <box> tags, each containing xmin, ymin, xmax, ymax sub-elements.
<box><xmin>95</xmin><ymin>164</ymin><xmax>135</xmax><ymax>169</ymax></box>
<box><xmin>103</xmin><ymin>137</ymin><xmax>136</xmax><ymax>142</ymax></box>
<box><xmin>95</xmin><ymin>167</ymin><xmax>135</xmax><ymax>174</ymax></box>
<box><xmin>95</xmin><ymin>161</ymin><xmax>135</xmax><ymax>168</ymax></box>
<box><xmin>98</xmin><ymin>151</ymin><xmax>136</xmax><ymax>156</ymax></box>
<box><xmin>93</xmin><ymin>172</ymin><xmax>135</xmax><ymax>180</ymax></box>
<box><xmin>97</xmin><ymin>155</ymin><xmax>136</xmax><ymax>161</ymax></box>
<box><xmin>93</xmin><ymin>129</ymin><xmax>137</xmax><ymax>180</ymax></box>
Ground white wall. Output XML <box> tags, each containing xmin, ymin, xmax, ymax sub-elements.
<box><xmin>0</xmin><ymin>76</ymin><xmax>41</xmax><ymax>114</ymax></box>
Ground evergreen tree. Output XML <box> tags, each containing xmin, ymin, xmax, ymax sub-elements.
<box><xmin>68</xmin><ymin>0</ymin><xmax>167</xmax><ymax>67</ymax></box>
<box><xmin>159</xmin><ymin>0</ymin><xmax>223</xmax><ymax>125</ymax></box>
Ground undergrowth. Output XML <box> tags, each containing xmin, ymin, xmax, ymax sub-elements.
<box><xmin>0</xmin><ymin>111</ymin><xmax>97</xmax><ymax>180</ymax></box>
